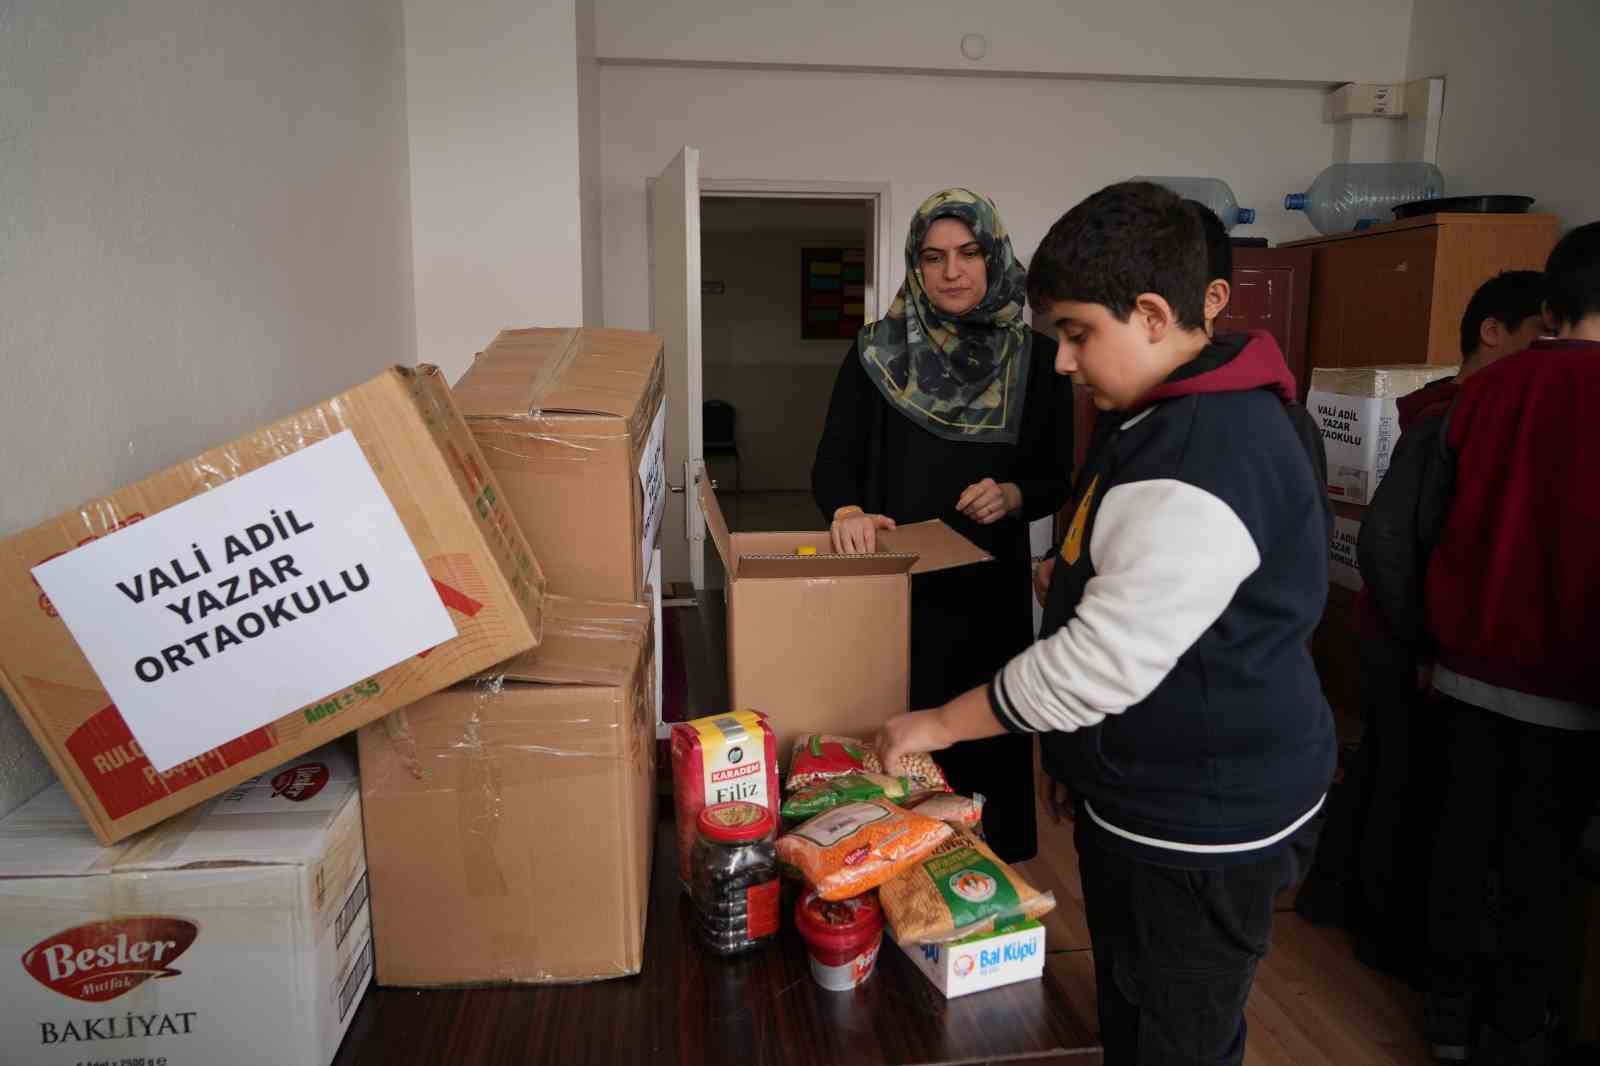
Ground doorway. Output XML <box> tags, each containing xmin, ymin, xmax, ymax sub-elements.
<box><xmin>699</xmin><ymin>196</ymin><xmax>873</xmax><ymax>545</ymax></box>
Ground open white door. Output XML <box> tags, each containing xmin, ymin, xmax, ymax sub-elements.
<box><xmin>648</xmin><ymin>147</ymin><xmax>705</xmax><ymax>591</ymax></box>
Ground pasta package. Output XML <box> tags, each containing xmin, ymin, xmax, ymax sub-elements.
<box><xmin>776</xmin><ymin>798</ymin><xmax>952</xmax><ymax>902</ymax></box>
<box><xmin>785</xmin><ymin>734</ymin><xmax>950</xmax><ymax>794</ymax></box>
<box><xmin>878</xmin><ymin>827</ymin><xmax>1056</xmax><ymax>945</ymax></box>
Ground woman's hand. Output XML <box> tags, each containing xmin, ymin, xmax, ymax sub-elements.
<box><xmin>957</xmin><ymin>479</ymin><xmax>1021</xmax><ymax>525</ymax></box>
<box><xmin>1033</xmin><ymin>554</ymin><xmax>1057</xmax><ymax>607</ymax></box>
<box><xmin>830</xmin><ymin>506</ymin><xmax>896</xmax><ymax>554</ymax></box>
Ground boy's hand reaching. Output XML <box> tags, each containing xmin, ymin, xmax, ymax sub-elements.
<box><xmin>1034</xmin><ymin>554</ymin><xmax>1057</xmax><ymax>607</ymax></box>
<box><xmin>876</xmin><ymin>712</ymin><xmax>953</xmax><ymax>778</ymax></box>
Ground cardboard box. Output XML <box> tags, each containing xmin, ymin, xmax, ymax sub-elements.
<box><xmin>0</xmin><ymin>744</ymin><xmax>372</xmax><ymax>1066</ymax></box>
<box><xmin>1307</xmin><ymin>365</ymin><xmax>1458</xmax><ymax>505</ymax></box>
<box><xmin>454</xmin><ymin>327</ymin><xmax>666</xmax><ymax>603</ymax></box>
<box><xmin>699</xmin><ymin>480</ymin><xmax>990</xmax><ymax>760</ymax></box>
<box><xmin>1329</xmin><ymin>501</ymin><xmax>1364</xmax><ymax>592</ymax></box>
<box><xmin>357</xmin><ymin>595</ymin><xmax>656</xmax><ymax>986</ymax></box>
<box><xmin>899</xmin><ymin>919</ymin><xmax>1046</xmax><ymax>998</ymax></box>
<box><xmin>0</xmin><ymin>365</ymin><xmax>546</xmax><ymax>844</ymax></box>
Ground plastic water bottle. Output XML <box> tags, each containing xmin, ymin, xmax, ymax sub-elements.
<box><xmin>1133</xmin><ymin>177</ymin><xmax>1257</xmax><ymax>231</ymax></box>
<box><xmin>1285</xmin><ymin>162</ymin><xmax>1445</xmax><ymax>234</ymax></box>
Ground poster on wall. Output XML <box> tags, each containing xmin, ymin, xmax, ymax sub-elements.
<box><xmin>801</xmin><ymin>247</ymin><xmax>867</xmax><ymax>340</ymax></box>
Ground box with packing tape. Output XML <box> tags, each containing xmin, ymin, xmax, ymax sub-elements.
<box><xmin>699</xmin><ymin>479</ymin><xmax>991</xmax><ymax>761</ymax></box>
<box><xmin>357</xmin><ymin>595</ymin><xmax>656</xmax><ymax>986</ymax></box>
<box><xmin>0</xmin><ymin>365</ymin><xmax>546</xmax><ymax>844</ymax></box>
<box><xmin>1306</xmin><ymin>364</ymin><xmax>1458</xmax><ymax>505</ymax></box>
<box><xmin>0</xmin><ymin>744</ymin><xmax>372</xmax><ymax>1066</ymax></box>
<box><xmin>454</xmin><ymin>327</ymin><xmax>666</xmax><ymax>603</ymax></box>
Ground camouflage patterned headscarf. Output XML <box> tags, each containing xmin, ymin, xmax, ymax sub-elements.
<box><xmin>858</xmin><ymin>188</ymin><xmax>1031</xmax><ymax>443</ymax></box>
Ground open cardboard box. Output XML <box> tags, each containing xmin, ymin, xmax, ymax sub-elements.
<box><xmin>699</xmin><ymin>480</ymin><xmax>990</xmax><ymax>760</ymax></box>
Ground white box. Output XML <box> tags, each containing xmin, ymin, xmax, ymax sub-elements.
<box><xmin>1307</xmin><ymin>365</ymin><xmax>1457</xmax><ymax>505</ymax></box>
<box><xmin>1330</xmin><ymin>513</ymin><xmax>1364</xmax><ymax>592</ymax></box>
<box><xmin>898</xmin><ymin>919</ymin><xmax>1046</xmax><ymax>998</ymax></box>
<box><xmin>0</xmin><ymin>744</ymin><xmax>371</xmax><ymax>1066</ymax></box>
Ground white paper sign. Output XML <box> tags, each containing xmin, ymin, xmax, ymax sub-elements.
<box><xmin>1329</xmin><ymin>514</ymin><xmax>1364</xmax><ymax>592</ymax></box>
<box><xmin>33</xmin><ymin>431</ymin><xmax>457</xmax><ymax>772</ymax></box>
<box><xmin>639</xmin><ymin>403</ymin><xmax>667</xmax><ymax>575</ymax></box>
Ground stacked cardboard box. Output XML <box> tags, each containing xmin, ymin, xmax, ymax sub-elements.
<box><xmin>0</xmin><ymin>365</ymin><xmax>547</xmax><ymax>845</ymax></box>
<box><xmin>357</xmin><ymin>596</ymin><xmax>656</xmax><ymax>985</ymax></box>
<box><xmin>0</xmin><ymin>745</ymin><xmax>370</xmax><ymax>1066</ymax></box>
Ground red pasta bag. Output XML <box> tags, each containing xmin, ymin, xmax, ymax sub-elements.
<box><xmin>670</xmin><ymin>710</ymin><xmax>779</xmax><ymax>886</ymax></box>
<box><xmin>786</xmin><ymin>733</ymin><xmax>950</xmax><ymax>794</ymax></box>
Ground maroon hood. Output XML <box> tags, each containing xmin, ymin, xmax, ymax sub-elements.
<box><xmin>1396</xmin><ymin>375</ymin><xmax>1459</xmax><ymax>431</ymax></box>
<box><xmin>1142</xmin><ymin>330</ymin><xmax>1298</xmax><ymax>407</ymax></box>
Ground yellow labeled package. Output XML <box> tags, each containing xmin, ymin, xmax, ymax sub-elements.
<box><xmin>878</xmin><ymin>827</ymin><xmax>1056</xmax><ymax>945</ymax></box>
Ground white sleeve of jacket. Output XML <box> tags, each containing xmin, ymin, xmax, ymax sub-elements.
<box><xmin>992</xmin><ymin>479</ymin><xmax>1262</xmax><ymax>732</ymax></box>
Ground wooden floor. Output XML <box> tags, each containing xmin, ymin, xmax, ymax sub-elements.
<box><xmin>668</xmin><ymin>596</ymin><xmax>1441</xmax><ymax>1066</ymax></box>
<box><xmin>1016</xmin><ymin>804</ymin><xmax>1438</xmax><ymax>1066</ymax></box>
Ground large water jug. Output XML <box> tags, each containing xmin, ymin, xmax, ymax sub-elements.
<box><xmin>1133</xmin><ymin>177</ymin><xmax>1256</xmax><ymax>231</ymax></box>
<box><xmin>1285</xmin><ymin>162</ymin><xmax>1444</xmax><ymax>234</ymax></box>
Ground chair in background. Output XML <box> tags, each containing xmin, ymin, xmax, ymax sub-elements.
<box><xmin>703</xmin><ymin>399</ymin><xmax>741</xmax><ymax>496</ymax></box>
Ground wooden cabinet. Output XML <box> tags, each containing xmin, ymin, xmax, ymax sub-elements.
<box><xmin>1220</xmin><ymin>245</ymin><xmax>1314</xmax><ymax>399</ymax></box>
<box><xmin>1285</xmin><ymin>213</ymin><xmax>1560</xmax><ymax>371</ymax></box>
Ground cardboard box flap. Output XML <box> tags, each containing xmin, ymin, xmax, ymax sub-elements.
<box><xmin>456</xmin><ymin>327</ymin><xmax>664</xmax><ymax>421</ymax></box>
<box><xmin>698</xmin><ymin>476</ymin><xmax>735</xmax><ymax>575</ymax></box>
<box><xmin>737</xmin><ymin>553</ymin><xmax>918</xmax><ymax>579</ymax></box>
<box><xmin>1308</xmin><ymin>363</ymin><xmax>1459</xmax><ymax>399</ymax></box>
<box><xmin>489</xmin><ymin>595</ymin><xmax>650</xmax><ymax>687</ymax></box>
<box><xmin>879</xmin><ymin>520</ymin><xmax>993</xmax><ymax>575</ymax></box>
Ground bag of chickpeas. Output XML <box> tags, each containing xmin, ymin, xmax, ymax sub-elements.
<box><xmin>785</xmin><ymin>733</ymin><xmax>950</xmax><ymax>794</ymax></box>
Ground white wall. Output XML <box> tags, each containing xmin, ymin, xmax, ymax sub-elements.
<box><xmin>701</xmin><ymin>199</ymin><xmax>870</xmax><ymax>491</ymax></box>
<box><xmin>404</xmin><ymin>0</ymin><xmax>588</xmax><ymax>379</ymax></box>
<box><xmin>0</xmin><ymin>0</ymin><xmax>415</xmax><ymax>818</ymax></box>
<box><xmin>601</xmin><ymin>64</ymin><xmax>1334</xmax><ymax>331</ymax></box>
<box><xmin>595</xmin><ymin>0</ymin><xmax>1413</xmax><ymax>85</ymax></box>
<box><xmin>577</xmin><ymin>0</ymin><xmax>604</xmax><ymax>326</ymax></box>
<box><xmin>1406</xmin><ymin>0</ymin><xmax>1600</xmax><ymax>230</ymax></box>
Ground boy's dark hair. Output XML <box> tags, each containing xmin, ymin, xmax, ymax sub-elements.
<box><xmin>1027</xmin><ymin>182</ymin><xmax>1208</xmax><ymax>330</ymax></box>
<box><xmin>1459</xmin><ymin>270</ymin><xmax>1546</xmax><ymax>358</ymax></box>
<box><xmin>1187</xmin><ymin>199</ymin><xmax>1232</xmax><ymax>284</ymax></box>
<box><xmin>1544</xmin><ymin>220</ymin><xmax>1600</xmax><ymax>329</ymax></box>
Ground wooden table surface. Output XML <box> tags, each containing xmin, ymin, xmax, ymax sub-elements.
<box><xmin>331</xmin><ymin>811</ymin><xmax>1102</xmax><ymax>1066</ymax></box>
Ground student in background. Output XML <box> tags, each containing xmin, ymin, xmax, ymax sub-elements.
<box><xmin>811</xmin><ymin>188</ymin><xmax>1073</xmax><ymax>863</ymax></box>
<box><xmin>1298</xmin><ymin>271</ymin><xmax>1548</xmax><ymax>986</ymax></box>
<box><xmin>1414</xmin><ymin>227</ymin><xmax>1600</xmax><ymax>1066</ymax></box>
<box><xmin>880</xmin><ymin>183</ymin><xmax>1335</xmax><ymax>1066</ymax></box>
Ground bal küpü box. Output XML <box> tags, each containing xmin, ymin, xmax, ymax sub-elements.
<box><xmin>699</xmin><ymin>479</ymin><xmax>991</xmax><ymax>761</ymax></box>
<box><xmin>0</xmin><ymin>744</ymin><xmax>372</xmax><ymax>1066</ymax></box>
<box><xmin>899</xmin><ymin>918</ymin><xmax>1046</xmax><ymax>999</ymax></box>
<box><xmin>357</xmin><ymin>595</ymin><xmax>655</xmax><ymax>986</ymax></box>
<box><xmin>0</xmin><ymin>365</ymin><xmax>546</xmax><ymax>844</ymax></box>
<box><xmin>1306</xmin><ymin>364</ymin><xmax>1458</xmax><ymax>505</ymax></box>
<box><xmin>453</xmin><ymin>327</ymin><xmax>666</xmax><ymax>603</ymax></box>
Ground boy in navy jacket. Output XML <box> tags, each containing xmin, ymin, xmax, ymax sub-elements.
<box><xmin>881</xmin><ymin>182</ymin><xmax>1335</xmax><ymax>1066</ymax></box>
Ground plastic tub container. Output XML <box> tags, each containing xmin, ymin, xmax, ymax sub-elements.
<box><xmin>795</xmin><ymin>891</ymin><xmax>884</xmax><ymax>991</ymax></box>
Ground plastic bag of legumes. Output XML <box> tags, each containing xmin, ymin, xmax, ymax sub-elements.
<box><xmin>901</xmin><ymin>790</ymin><xmax>985</xmax><ymax>833</ymax></box>
<box><xmin>878</xmin><ymin>827</ymin><xmax>1055</xmax><ymax>945</ymax></box>
<box><xmin>785</xmin><ymin>734</ymin><xmax>950</xmax><ymax>794</ymax></box>
<box><xmin>776</xmin><ymin>798</ymin><xmax>952</xmax><ymax>901</ymax></box>
<box><xmin>780</xmin><ymin>773</ymin><xmax>910</xmax><ymax>822</ymax></box>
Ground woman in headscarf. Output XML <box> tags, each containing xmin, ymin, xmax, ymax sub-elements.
<box><xmin>811</xmin><ymin>188</ymin><xmax>1073</xmax><ymax>862</ymax></box>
